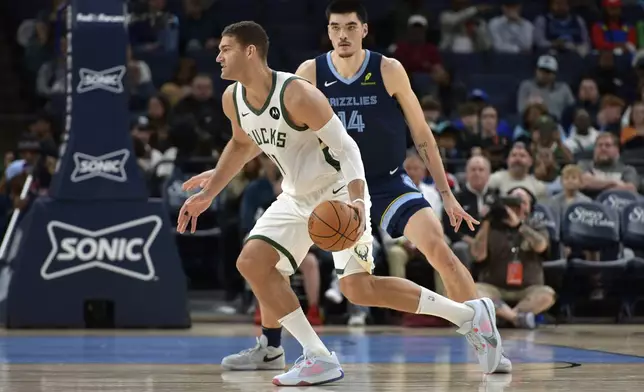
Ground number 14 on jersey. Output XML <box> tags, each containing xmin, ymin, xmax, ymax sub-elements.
<box><xmin>338</xmin><ymin>110</ymin><xmax>365</xmax><ymax>133</ymax></box>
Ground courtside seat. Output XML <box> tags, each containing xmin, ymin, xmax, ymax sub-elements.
<box><xmin>596</xmin><ymin>189</ymin><xmax>640</xmax><ymax>213</ymax></box>
<box><xmin>559</xmin><ymin>202</ymin><xmax>629</xmax><ymax>321</ymax></box>
<box><xmin>620</xmin><ymin>202</ymin><xmax>644</xmax><ymax>319</ymax></box>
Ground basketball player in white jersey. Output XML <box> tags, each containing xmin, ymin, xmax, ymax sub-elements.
<box><xmin>179</xmin><ymin>21</ymin><xmax>503</xmax><ymax>386</ymax></box>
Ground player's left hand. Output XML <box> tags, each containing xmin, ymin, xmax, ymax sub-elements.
<box><xmin>177</xmin><ymin>190</ymin><xmax>214</xmax><ymax>234</ymax></box>
<box><xmin>443</xmin><ymin>194</ymin><xmax>479</xmax><ymax>232</ymax></box>
<box><xmin>349</xmin><ymin>199</ymin><xmax>366</xmax><ymax>243</ymax></box>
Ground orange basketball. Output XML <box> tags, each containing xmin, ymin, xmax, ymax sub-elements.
<box><xmin>308</xmin><ymin>200</ymin><xmax>361</xmax><ymax>252</ymax></box>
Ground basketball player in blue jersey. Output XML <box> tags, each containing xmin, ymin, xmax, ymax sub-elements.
<box><xmin>216</xmin><ymin>2</ymin><xmax>511</xmax><ymax>377</ymax></box>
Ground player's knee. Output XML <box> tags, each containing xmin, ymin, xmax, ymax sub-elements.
<box><xmin>339</xmin><ymin>273</ymin><xmax>376</xmax><ymax>306</ymax></box>
<box><xmin>236</xmin><ymin>255</ymin><xmax>258</xmax><ymax>279</ymax></box>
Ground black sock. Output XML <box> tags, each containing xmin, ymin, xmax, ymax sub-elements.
<box><xmin>262</xmin><ymin>326</ymin><xmax>282</xmax><ymax>348</ymax></box>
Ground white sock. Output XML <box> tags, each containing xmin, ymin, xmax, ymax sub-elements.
<box><xmin>415</xmin><ymin>287</ymin><xmax>474</xmax><ymax>327</ymax></box>
<box><xmin>278</xmin><ymin>307</ymin><xmax>331</xmax><ymax>357</ymax></box>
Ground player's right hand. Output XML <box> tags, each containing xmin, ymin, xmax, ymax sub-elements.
<box><xmin>182</xmin><ymin>169</ymin><xmax>214</xmax><ymax>192</ymax></box>
<box><xmin>177</xmin><ymin>191</ymin><xmax>213</xmax><ymax>234</ymax></box>
<box><xmin>348</xmin><ymin>200</ymin><xmax>366</xmax><ymax>243</ymax></box>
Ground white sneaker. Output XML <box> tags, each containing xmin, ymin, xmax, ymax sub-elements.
<box><xmin>493</xmin><ymin>354</ymin><xmax>512</xmax><ymax>374</ymax></box>
<box><xmin>457</xmin><ymin>298</ymin><xmax>503</xmax><ymax>374</ymax></box>
<box><xmin>221</xmin><ymin>335</ymin><xmax>285</xmax><ymax>371</ymax></box>
<box><xmin>272</xmin><ymin>351</ymin><xmax>344</xmax><ymax>386</ymax></box>
<box><xmin>348</xmin><ymin>312</ymin><xmax>367</xmax><ymax>326</ymax></box>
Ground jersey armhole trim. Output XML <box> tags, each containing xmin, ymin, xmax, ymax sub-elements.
<box><xmin>280</xmin><ymin>76</ymin><xmax>309</xmax><ymax>132</ymax></box>
<box><xmin>232</xmin><ymin>82</ymin><xmax>241</xmax><ymax>126</ymax></box>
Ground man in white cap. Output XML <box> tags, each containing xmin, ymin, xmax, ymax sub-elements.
<box><xmin>517</xmin><ymin>54</ymin><xmax>574</xmax><ymax>119</ymax></box>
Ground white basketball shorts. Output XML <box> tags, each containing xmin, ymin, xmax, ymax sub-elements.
<box><xmin>246</xmin><ymin>177</ymin><xmax>374</xmax><ymax>278</ymax></box>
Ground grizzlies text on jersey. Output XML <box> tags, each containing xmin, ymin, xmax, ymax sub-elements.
<box><xmin>315</xmin><ymin>50</ymin><xmax>431</xmax><ymax>238</ymax></box>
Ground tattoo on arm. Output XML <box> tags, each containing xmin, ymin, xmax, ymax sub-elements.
<box><xmin>518</xmin><ymin>224</ymin><xmax>548</xmax><ymax>251</ymax></box>
<box><xmin>415</xmin><ymin>140</ymin><xmax>449</xmax><ymax>195</ymax></box>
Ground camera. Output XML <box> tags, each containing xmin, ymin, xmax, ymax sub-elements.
<box><xmin>483</xmin><ymin>190</ymin><xmax>523</xmax><ymax>224</ymax></box>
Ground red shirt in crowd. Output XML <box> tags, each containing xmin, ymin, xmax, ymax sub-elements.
<box><xmin>393</xmin><ymin>41</ymin><xmax>442</xmax><ymax>73</ymax></box>
<box><xmin>591</xmin><ymin>21</ymin><xmax>636</xmax><ymax>50</ymax></box>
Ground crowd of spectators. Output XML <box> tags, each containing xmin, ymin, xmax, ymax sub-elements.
<box><xmin>2</xmin><ymin>0</ymin><xmax>644</xmax><ymax>327</ymax></box>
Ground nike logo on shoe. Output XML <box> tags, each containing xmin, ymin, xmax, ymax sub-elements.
<box><xmin>264</xmin><ymin>353</ymin><xmax>284</xmax><ymax>362</ymax></box>
<box><xmin>481</xmin><ymin>301</ymin><xmax>498</xmax><ymax>348</ymax></box>
<box><xmin>332</xmin><ymin>185</ymin><xmax>346</xmax><ymax>194</ymax></box>
<box><xmin>324</xmin><ymin>81</ymin><xmax>337</xmax><ymax>87</ymax></box>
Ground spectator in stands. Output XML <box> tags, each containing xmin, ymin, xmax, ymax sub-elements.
<box><xmin>179</xmin><ymin>0</ymin><xmax>221</xmax><ymax>54</ymax></box>
<box><xmin>444</xmin><ymin>155</ymin><xmax>491</xmax><ymax>270</ymax></box>
<box><xmin>591</xmin><ymin>0</ymin><xmax>636</xmax><ymax>53</ymax></box>
<box><xmin>26</xmin><ymin>0</ymin><xmax>66</xmax><ymax>73</ymax></box>
<box><xmin>476</xmin><ymin>105</ymin><xmax>511</xmax><ymax>172</ymax></box>
<box><xmin>579</xmin><ymin>132</ymin><xmax>640</xmax><ymax>197</ymax></box>
<box><xmin>487</xmin><ymin>142</ymin><xmax>548</xmax><ymax>199</ymax></box>
<box><xmin>565</xmin><ymin>108</ymin><xmax>600</xmax><ymax>155</ymax></box>
<box><xmin>596</xmin><ymin>94</ymin><xmax>625</xmax><ymax>134</ymax></box>
<box><xmin>421</xmin><ymin>96</ymin><xmax>444</xmax><ymax>128</ymax></box>
<box><xmin>432</xmin><ymin>122</ymin><xmax>466</xmax><ymax>174</ymax></box>
<box><xmin>488</xmin><ymin>0</ymin><xmax>534</xmax><ymax>54</ymax></box>
<box><xmin>146</xmin><ymin>94</ymin><xmax>171</xmax><ymax>130</ymax></box>
<box><xmin>36</xmin><ymin>35</ymin><xmax>66</xmax><ymax>104</ymax></box>
<box><xmin>534</xmin><ymin>0</ymin><xmax>590</xmax><ymax>56</ymax></box>
<box><xmin>128</xmin><ymin>56</ymin><xmax>157</xmax><ymax>116</ymax></box>
<box><xmin>517</xmin><ymin>55</ymin><xmax>575</xmax><ymax>120</ymax></box>
<box><xmin>471</xmin><ymin>187</ymin><xmax>555</xmax><ymax>329</ymax></box>
<box><xmin>621</xmin><ymin>79</ymin><xmax>644</xmax><ymax>127</ymax></box>
<box><xmin>128</xmin><ymin>0</ymin><xmax>179</xmax><ymax>54</ymax></box>
<box><xmin>592</xmin><ymin>51</ymin><xmax>634</xmax><ymax>99</ymax></box>
<box><xmin>451</xmin><ymin>102</ymin><xmax>479</xmax><ymax>153</ymax></box>
<box><xmin>620</xmin><ymin>101</ymin><xmax>644</xmax><ymax>149</ymax></box>
<box><xmin>463</xmin><ymin>89</ymin><xmax>513</xmax><ymax>138</ymax></box>
<box><xmin>394</xmin><ymin>15</ymin><xmax>450</xmax><ymax>86</ymax></box>
<box><xmin>534</xmin><ymin>147</ymin><xmax>562</xmax><ymax>195</ymax></box>
<box><xmin>173</xmin><ymin>74</ymin><xmax>230</xmax><ymax>153</ymax></box>
<box><xmin>131</xmin><ymin>119</ymin><xmax>162</xmax><ymax>173</ymax></box>
<box><xmin>161</xmin><ymin>58</ymin><xmax>197</xmax><ymax>106</ymax></box>
<box><xmin>514</xmin><ymin>102</ymin><xmax>555</xmax><ymax>144</ymax></box>
<box><xmin>25</xmin><ymin>113</ymin><xmax>57</xmax><ymax>148</ymax></box>
<box><xmin>547</xmin><ymin>164</ymin><xmax>591</xmax><ymax>217</ymax></box>
<box><xmin>439</xmin><ymin>0</ymin><xmax>492</xmax><ymax>53</ymax></box>
<box><xmin>561</xmin><ymin>77</ymin><xmax>600</xmax><ymax>130</ymax></box>
<box><xmin>531</xmin><ymin>115</ymin><xmax>573</xmax><ymax>164</ymax></box>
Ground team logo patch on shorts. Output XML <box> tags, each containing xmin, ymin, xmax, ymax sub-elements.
<box><xmin>354</xmin><ymin>244</ymin><xmax>369</xmax><ymax>262</ymax></box>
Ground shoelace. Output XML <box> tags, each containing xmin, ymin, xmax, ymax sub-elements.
<box><xmin>237</xmin><ymin>338</ymin><xmax>262</xmax><ymax>355</ymax></box>
<box><xmin>465</xmin><ymin>331</ymin><xmax>484</xmax><ymax>353</ymax></box>
<box><xmin>289</xmin><ymin>354</ymin><xmax>314</xmax><ymax>370</ymax></box>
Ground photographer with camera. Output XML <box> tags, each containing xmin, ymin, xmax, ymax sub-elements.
<box><xmin>470</xmin><ymin>187</ymin><xmax>556</xmax><ymax>329</ymax></box>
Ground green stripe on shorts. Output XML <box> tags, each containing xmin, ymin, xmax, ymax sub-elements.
<box><xmin>246</xmin><ymin>235</ymin><xmax>298</xmax><ymax>272</ymax></box>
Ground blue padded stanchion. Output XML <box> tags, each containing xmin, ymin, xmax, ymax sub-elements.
<box><xmin>3</xmin><ymin>0</ymin><xmax>190</xmax><ymax>328</ymax></box>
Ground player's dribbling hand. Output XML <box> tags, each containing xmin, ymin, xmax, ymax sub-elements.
<box><xmin>177</xmin><ymin>191</ymin><xmax>214</xmax><ymax>234</ymax></box>
<box><xmin>182</xmin><ymin>169</ymin><xmax>214</xmax><ymax>192</ymax></box>
<box><xmin>349</xmin><ymin>200</ymin><xmax>366</xmax><ymax>242</ymax></box>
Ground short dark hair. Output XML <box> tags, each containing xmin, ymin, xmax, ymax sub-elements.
<box><xmin>221</xmin><ymin>21</ymin><xmax>269</xmax><ymax>60</ymax></box>
<box><xmin>326</xmin><ymin>0</ymin><xmax>368</xmax><ymax>23</ymax></box>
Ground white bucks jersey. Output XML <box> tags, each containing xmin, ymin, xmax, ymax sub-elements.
<box><xmin>233</xmin><ymin>71</ymin><xmax>342</xmax><ymax>196</ymax></box>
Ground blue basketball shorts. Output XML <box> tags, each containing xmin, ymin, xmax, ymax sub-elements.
<box><xmin>369</xmin><ymin>171</ymin><xmax>431</xmax><ymax>238</ymax></box>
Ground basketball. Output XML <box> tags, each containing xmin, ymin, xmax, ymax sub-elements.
<box><xmin>308</xmin><ymin>200</ymin><xmax>361</xmax><ymax>251</ymax></box>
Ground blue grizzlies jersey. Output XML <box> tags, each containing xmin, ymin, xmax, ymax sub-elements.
<box><xmin>315</xmin><ymin>50</ymin><xmax>408</xmax><ymax>179</ymax></box>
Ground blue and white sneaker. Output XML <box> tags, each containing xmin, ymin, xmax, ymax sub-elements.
<box><xmin>272</xmin><ymin>351</ymin><xmax>344</xmax><ymax>386</ymax></box>
<box><xmin>457</xmin><ymin>298</ymin><xmax>504</xmax><ymax>374</ymax></box>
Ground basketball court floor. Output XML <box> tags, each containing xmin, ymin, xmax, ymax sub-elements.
<box><xmin>0</xmin><ymin>324</ymin><xmax>642</xmax><ymax>391</ymax></box>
